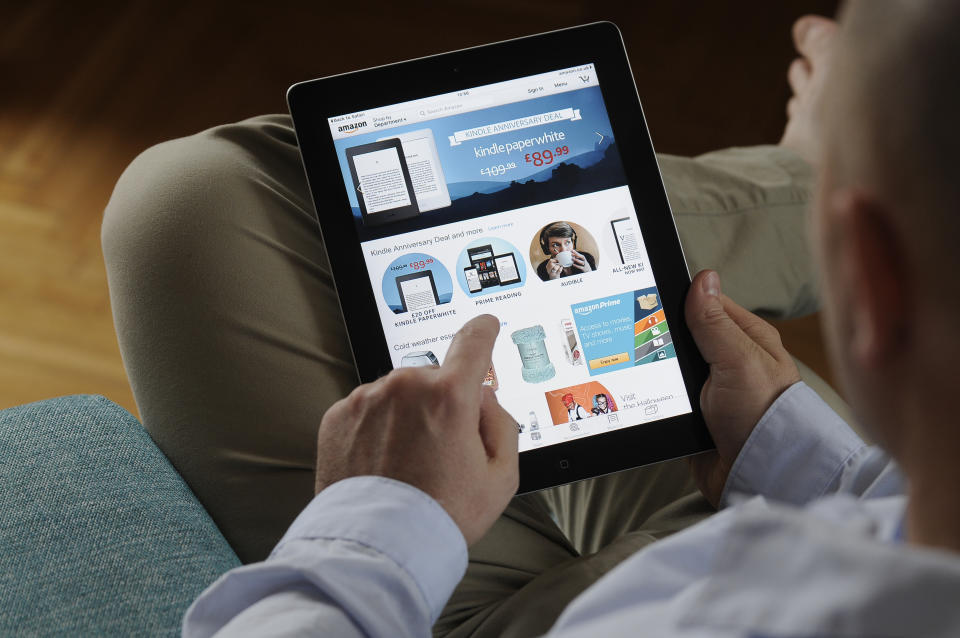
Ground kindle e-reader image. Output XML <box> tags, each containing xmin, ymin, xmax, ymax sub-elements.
<box><xmin>394</xmin><ymin>271</ymin><xmax>440</xmax><ymax>313</ymax></box>
<box><xmin>611</xmin><ymin>216</ymin><xmax>644</xmax><ymax>264</ymax></box>
<box><xmin>346</xmin><ymin>139</ymin><xmax>420</xmax><ymax>226</ymax></box>
<box><xmin>493</xmin><ymin>253</ymin><xmax>521</xmax><ymax>285</ymax></box>
<box><xmin>376</xmin><ymin>129</ymin><xmax>451</xmax><ymax>213</ymax></box>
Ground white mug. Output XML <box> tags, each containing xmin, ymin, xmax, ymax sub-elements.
<box><xmin>556</xmin><ymin>250</ymin><xmax>574</xmax><ymax>268</ymax></box>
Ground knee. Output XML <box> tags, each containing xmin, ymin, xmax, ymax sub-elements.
<box><xmin>102</xmin><ymin>132</ymin><xmax>252</xmax><ymax>276</ymax></box>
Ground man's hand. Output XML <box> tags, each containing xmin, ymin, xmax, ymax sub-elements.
<box><xmin>314</xmin><ymin>315</ymin><xmax>519</xmax><ymax>546</ymax></box>
<box><xmin>685</xmin><ymin>270</ymin><xmax>801</xmax><ymax>507</ymax></box>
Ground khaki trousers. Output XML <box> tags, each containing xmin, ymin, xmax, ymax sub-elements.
<box><xmin>102</xmin><ymin>115</ymin><xmax>845</xmax><ymax>637</ymax></box>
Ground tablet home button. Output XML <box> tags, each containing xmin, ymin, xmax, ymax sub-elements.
<box><xmin>559</xmin><ymin>459</ymin><xmax>570</xmax><ymax>470</ymax></box>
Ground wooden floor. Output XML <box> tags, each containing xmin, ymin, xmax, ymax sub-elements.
<box><xmin>0</xmin><ymin>0</ymin><xmax>838</xmax><ymax>415</ymax></box>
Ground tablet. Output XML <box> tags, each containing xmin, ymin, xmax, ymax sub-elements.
<box><xmin>288</xmin><ymin>22</ymin><xmax>713</xmax><ymax>493</ymax></box>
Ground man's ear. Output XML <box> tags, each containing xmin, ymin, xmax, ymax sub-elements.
<box><xmin>832</xmin><ymin>189</ymin><xmax>909</xmax><ymax>368</ymax></box>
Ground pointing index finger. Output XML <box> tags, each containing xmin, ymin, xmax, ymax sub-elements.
<box><xmin>442</xmin><ymin>314</ymin><xmax>500</xmax><ymax>383</ymax></box>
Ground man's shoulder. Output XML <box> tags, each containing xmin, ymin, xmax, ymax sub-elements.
<box><xmin>686</xmin><ymin>495</ymin><xmax>960</xmax><ymax>636</ymax></box>
<box><xmin>556</xmin><ymin>494</ymin><xmax>960</xmax><ymax>637</ymax></box>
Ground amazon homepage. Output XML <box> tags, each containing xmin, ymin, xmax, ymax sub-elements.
<box><xmin>328</xmin><ymin>64</ymin><xmax>691</xmax><ymax>451</ymax></box>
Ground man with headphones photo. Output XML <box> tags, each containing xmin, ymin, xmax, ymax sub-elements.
<box><xmin>536</xmin><ymin>221</ymin><xmax>597</xmax><ymax>281</ymax></box>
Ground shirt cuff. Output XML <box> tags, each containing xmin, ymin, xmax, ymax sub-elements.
<box><xmin>271</xmin><ymin>475</ymin><xmax>468</xmax><ymax>621</ymax></box>
<box><xmin>720</xmin><ymin>382</ymin><xmax>866</xmax><ymax>507</ymax></box>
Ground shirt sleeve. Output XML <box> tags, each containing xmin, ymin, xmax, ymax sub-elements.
<box><xmin>182</xmin><ymin>476</ymin><xmax>468</xmax><ymax>638</ymax></box>
<box><xmin>719</xmin><ymin>382</ymin><xmax>900</xmax><ymax>508</ymax></box>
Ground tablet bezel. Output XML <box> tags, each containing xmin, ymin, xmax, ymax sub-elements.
<box><xmin>288</xmin><ymin>21</ymin><xmax>713</xmax><ymax>494</ymax></box>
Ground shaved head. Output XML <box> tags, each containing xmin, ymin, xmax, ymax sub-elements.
<box><xmin>824</xmin><ymin>0</ymin><xmax>960</xmax><ymax>280</ymax></box>
<box><xmin>813</xmin><ymin>0</ymin><xmax>960</xmax><ymax>466</ymax></box>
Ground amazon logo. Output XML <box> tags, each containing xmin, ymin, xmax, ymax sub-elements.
<box><xmin>338</xmin><ymin>121</ymin><xmax>368</xmax><ymax>134</ymax></box>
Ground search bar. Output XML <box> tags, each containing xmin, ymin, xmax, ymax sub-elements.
<box><xmin>404</xmin><ymin>96</ymin><xmax>494</xmax><ymax>120</ymax></box>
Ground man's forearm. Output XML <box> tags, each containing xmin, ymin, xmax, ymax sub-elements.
<box><xmin>183</xmin><ymin>477</ymin><xmax>468</xmax><ymax>638</ymax></box>
<box><xmin>719</xmin><ymin>382</ymin><xmax>877</xmax><ymax>507</ymax></box>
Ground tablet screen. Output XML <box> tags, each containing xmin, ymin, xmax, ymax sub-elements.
<box><xmin>327</xmin><ymin>63</ymin><xmax>692</xmax><ymax>452</ymax></box>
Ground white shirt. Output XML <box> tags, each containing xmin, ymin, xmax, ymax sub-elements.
<box><xmin>182</xmin><ymin>383</ymin><xmax>960</xmax><ymax>637</ymax></box>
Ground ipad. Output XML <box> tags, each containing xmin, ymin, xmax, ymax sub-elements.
<box><xmin>288</xmin><ymin>22</ymin><xmax>712</xmax><ymax>493</ymax></box>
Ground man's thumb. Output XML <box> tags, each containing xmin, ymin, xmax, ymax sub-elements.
<box><xmin>685</xmin><ymin>270</ymin><xmax>749</xmax><ymax>365</ymax></box>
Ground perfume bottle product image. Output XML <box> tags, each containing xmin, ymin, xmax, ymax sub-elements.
<box><xmin>529</xmin><ymin>411</ymin><xmax>540</xmax><ymax>431</ymax></box>
<box><xmin>510</xmin><ymin>325</ymin><xmax>556</xmax><ymax>383</ymax></box>
<box><xmin>559</xmin><ymin>318</ymin><xmax>584</xmax><ymax>366</ymax></box>
<box><xmin>482</xmin><ymin>363</ymin><xmax>499</xmax><ymax>390</ymax></box>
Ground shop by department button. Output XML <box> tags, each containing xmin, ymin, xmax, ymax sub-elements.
<box><xmin>588</xmin><ymin>352</ymin><xmax>630</xmax><ymax>369</ymax></box>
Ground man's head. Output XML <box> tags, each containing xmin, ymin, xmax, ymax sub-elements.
<box><xmin>562</xmin><ymin>393</ymin><xmax>575</xmax><ymax>409</ymax></box>
<box><xmin>596</xmin><ymin>394</ymin><xmax>608</xmax><ymax>409</ymax></box>
<box><xmin>540</xmin><ymin>222</ymin><xmax>578</xmax><ymax>256</ymax></box>
<box><xmin>815</xmin><ymin>0</ymin><xmax>960</xmax><ymax>459</ymax></box>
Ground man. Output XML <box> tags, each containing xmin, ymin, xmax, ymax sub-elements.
<box><xmin>175</xmin><ymin>2</ymin><xmax>960</xmax><ymax>634</ymax></box>
<box><xmin>104</xmin><ymin>38</ymin><xmax>822</xmax><ymax>574</ymax></box>
<box><xmin>535</xmin><ymin>221</ymin><xmax>596</xmax><ymax>281</ymax></box>
<box><xmin>99</xmin><ymin>3</ymin><xmax>958</xmax><ymax>636</ymax></box>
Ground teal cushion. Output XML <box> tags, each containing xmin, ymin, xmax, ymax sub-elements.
<box><xmin>0</xmin><ymin>395</ymin><xmax>240</xmax><ymax>636</ymax></box>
